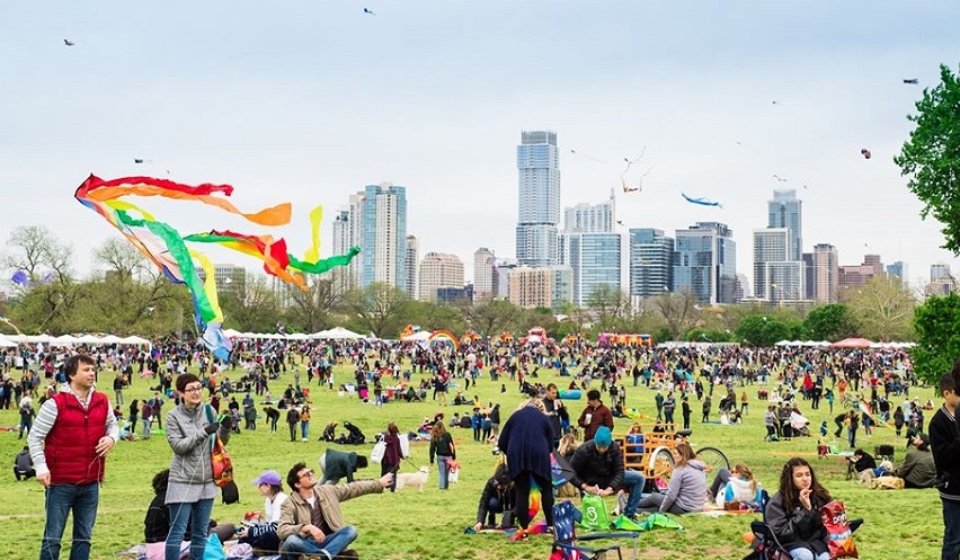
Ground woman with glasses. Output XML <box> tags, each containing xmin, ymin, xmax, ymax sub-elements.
<box><xmin>163</xmin><ymin>374</ymin><xmax>233</xmax><ymax>560</ymax></box>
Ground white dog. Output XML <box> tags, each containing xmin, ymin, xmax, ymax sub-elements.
<box><xmin>395</xmin><ymin>466</ymin><xmax>429</xmax><ymax>493</ymax></box>
<box><xmin>448</xmin><ymin>464</ymin><xmax>460</xmax><ymax>484</ymax></box>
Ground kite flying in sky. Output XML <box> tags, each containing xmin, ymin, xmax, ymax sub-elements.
<box><xmin>861</xmin><ymin>148</ymin><xmax>872</xmax><ymax>159</ymax></box>
<box><xmin>75</xmin><ymin>175</ymin><xmax>360</xmax><ymax>360</ymax></box>
<box><xmin>903</xmin><ymin>78</ymin><xmax>919</xmax><ymax>85</ymax></box>
<box><xmin>682</xmin><ymin>193</ymin><xmax>722</xmax><ymax>208</ymax></box>
<box><xmin>363</xmin><ymin>8</ymin><xmax>375</xmax><ymax>15</ymax></box>
<box><xmin>63</xmin><ymin>39</ymin><xmax>75</xmax><ymax>46</ymax></box>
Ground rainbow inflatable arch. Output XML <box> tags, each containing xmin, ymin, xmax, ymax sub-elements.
<box><xmin>428</xmin><ymin>329</ymin><xmax>459</xmax><ymax>350</ymax></box>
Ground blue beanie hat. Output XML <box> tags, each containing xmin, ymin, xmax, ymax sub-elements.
<box><xmin>594</xmin><ymin>426</ymin><xmax>613</xmax><ymax>447</ymax></box>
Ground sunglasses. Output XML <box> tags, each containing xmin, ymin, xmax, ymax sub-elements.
<box><xmin>299</xmin><ymin>470</ymin><xmax>315</xmax><ymax>479</ymax></box>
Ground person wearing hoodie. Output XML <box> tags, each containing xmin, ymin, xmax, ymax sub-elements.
<box><xmin>635</xmin><ymin>442</ymin><xmax>706</xmax><ymax>515</ymax></box>
<box><xmin>897</xmin><ymin>432</ymin><xmax>937</xmax><ymax>489</ymax></box>
<box><xmin>709</xmin><ymin>463</ymin><xmax>762</xmax><ymax>509</ymax></box>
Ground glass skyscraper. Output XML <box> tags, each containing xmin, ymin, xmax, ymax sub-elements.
<box><xmin>768</xmin><ymin>189</ymin><xmax>802</xmax><ymax>260</ymax></box>
<box><xmin>674</xmin><ymin>222</ymin><xmax>737</xmax><ymax>304</ymax></box>
<box><xmin>561</xmin><ymin>233</ymin><xmax>621</xmax><ymax>306</ymax></box>
<box><xmin>360</xmin><ymin>183</ymin><xmax>407</xmax><ymax>291</ymax></box>
<box><xmin>516</xmin><ymin>130</ymin><xmax>560</xmax><ymax>266</ymax></box>
<box><xmin>628</xmin><ymin>228</ymin><xmax>674</xmax><ymax>297</ymax></box>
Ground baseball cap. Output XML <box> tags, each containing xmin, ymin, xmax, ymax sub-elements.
<box><xmin>595</xmin><ymin>426</ymin><xmax>613</xmax><ymax>447</ymax></box>
<box><xmin>252</xmin><ymin>470</ymin><xmax>281</xmax><ymax>487</ymax></box>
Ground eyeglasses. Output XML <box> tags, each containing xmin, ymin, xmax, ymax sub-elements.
<box><xmin>299</xmin><ymin>470</ymin><xmax>315</xmax><ymax>479</ymax></box>
<box><xmin>183</xmin><ymin>387</ymin><xmax>203</xmax><ymax>394</ymax></box>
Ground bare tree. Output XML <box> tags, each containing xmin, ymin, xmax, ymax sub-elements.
<box><xmin>92</xmin><ymin>237</ymin><xmax>148</xmax><ymax>283</ymax></box>
<box><xmin>652</xmin><ymin>289</ymin><xmax>699</xmax><ymax>340</ymax></box>
<box><xmin>462</xmin><ymin>299</ymin><xmax>520</xmax><ymax>338</ymax></box>
<box><xmin>846</xmin><ymin>275</ymin><xmax>916</xmax><ymax>341</ymax></box>
<box><xmin>3</xmin><ymin>225</ymin><xmax>73</xmax><ymax>284</ymax></box>
<box><xmin>287</xmin><ymin>277</ymin><xmax>342</xmax><ymax>333</ymax></box>
<box><xmin>343</xmin><ymin>282</ymin><xmax>410</xmax><ymax>339</ymax></box>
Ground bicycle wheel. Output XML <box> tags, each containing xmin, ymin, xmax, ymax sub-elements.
<box><xmin>649</xmin><ymin>446</ymin><xmax>676</xmax><ymax>486</ymax></box>
<box><xmin>696</xmin><ymin>446</ymin><xmax>730</xmax><ymax>475</ymax></box>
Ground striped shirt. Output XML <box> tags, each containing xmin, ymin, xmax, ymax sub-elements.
<box><xmin>27</xmin><ymin>383</ymin><xmax>119</xmax><ymax>478</ymax></box>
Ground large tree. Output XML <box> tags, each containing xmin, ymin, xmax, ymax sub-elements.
<box><xmin>461</xmin><ymin>299</ymin><xmax>520</xmax><ymax>338</ymax></box>
<box><xmin>284</xmin><ymin>277</ymin><xmax>341</xmax><ymax>333</ymax></box>
<box><xmin>911</xmin><ymin>293</ymin><xmax>960</xmax><ymax>384</ymax></box>
<box><xmin>343</xmin><ymin>282</ymin><xmax>409</xmax><ymax>339</ymax></box>
<box><xmin>3</xmin><ymin>225</ymin><xmax>73</xmax><ymax>283</ymax></box>
<box><xmin>895</xmin><ymin>63</ymin><xmax>960</xmax><ymax>253</ymax></box>
<box><xmin>586</xmin><ymin>284</ymin><xmax>630</xmax><ymax>332</ymax></box>
<box><xmin>844</xmin><ymin>275</ymin><xmax>916</xmax><ymax>341</ymax></box>
<box><xmin>804</xmin><ymin>303</ymin><xmax>860</xmax><ymax>341</ymax></box>
<box><xmin>652</xmin><ymin>290</ymin><xmax>698</xmax><ymax>341</ymax></box>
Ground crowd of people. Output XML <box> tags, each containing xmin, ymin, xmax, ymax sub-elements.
<box><xmin>6</xmin><ymin>334</ymin><xmax>958</xmax><ymax>560</ymax></box>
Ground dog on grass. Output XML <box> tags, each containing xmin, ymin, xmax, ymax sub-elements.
<box><xmin>448</xmin><ymin>460</ymin><xmax>460</xmax><ymax>484</ymax></box>
<box><xmin>395</xmin><ymin>466</ymin><xmax>429</xmax><ymax>492</ymax></box>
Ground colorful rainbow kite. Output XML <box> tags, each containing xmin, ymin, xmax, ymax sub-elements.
<box><xmin>428</xmin><ymin>329</ymin><xmax>459</xmax><ymax>350</ymax></box>
<box><xmin>75</xmin><ymin>175</ymin><xmax>360</xmax><ymax>359</ymax></box>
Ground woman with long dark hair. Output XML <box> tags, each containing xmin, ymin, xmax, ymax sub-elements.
<box><xmin>765</xmin><ymin>457</ymin><xmax>832</xmax><ymax>560</ymax></box>
<box><xmin>381</xmin><ymin>422</ymin><xmax>405</xmax><ymax>491</ymax></box>
<box><xmin>428</xmin><ymin>421</ymin><xmax>456</xmax><ymax>490</ymax></box>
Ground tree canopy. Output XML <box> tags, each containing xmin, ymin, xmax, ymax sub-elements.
<box><xmin>912</xmin><ymin>293</ymin><xmax>960</xmax><ymax>384</ymax></box>
<box><xmin>895</xmin><ymin>63</ymin><xmax>960</xmax><ymax>254</ymax></box>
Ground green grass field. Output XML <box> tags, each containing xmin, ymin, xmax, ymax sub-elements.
<box><xmin>0</xmin><ymin>361</ymin><xmax>945</xmax><ymax>559</ymax></box>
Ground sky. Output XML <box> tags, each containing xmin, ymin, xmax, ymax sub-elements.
<box><xmin>2</xmin><ymin>1</ymin><xmax>960</xmax><ymax>293</ymax></box>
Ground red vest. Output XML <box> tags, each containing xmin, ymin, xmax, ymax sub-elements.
<box><xmin>45</xmin><ymin>391</ymin><xmax>109</xmax><ymax>485</ymax></box>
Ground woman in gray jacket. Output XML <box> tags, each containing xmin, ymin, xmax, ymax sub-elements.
<box><xmin>635</xmin><ymin>442</ymin><xmax>707</xmax><ymax>515</ymax></box>
<box><xmin>164</xmin><ymin>373</ymin><xmax>232</xmax><ymax>560</ymax></box>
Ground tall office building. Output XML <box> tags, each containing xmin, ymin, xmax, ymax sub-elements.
<box><xmin>768</xmin><ymin>189</ymin><xmax>803</xmax><ymax>260</ymax></box>
<box><xmin>405</xmin><ymin>235</ymin><xmax>419</xmax><ymax>299</ymax></box>
<box><xmin>360</xmin><ymin>183</ymin><xmax>407</xmax><ymax>290</ymax></box>
<box><xmin>197</xmin><ymin>264</ymin><xmax>247</xmax><ymax>298</ymax></box>
<box><xmin>886</xmin><ymin>261</ymin><xmax>908</xmax><ymax>288</ymax></box>
<box><xmin>628</xmin><ymin>228</ymin><xmax>674</xmax><ymax>297</ymax></box>
<box><xmin>561</xmin><ymin>233</ymin><xmax>621</xmax><ymax>306</ymax></box>
<box><xmin>931</xmin><ymin>263</ymin><xmax>951</xmax><ymax>282</ymax></box>
<box><xmin>563</xmin><ymin>192</ymin><xmax>615</xmax><ymax>233</ymax></box>
<box><xmin>838</xmin><ymin>254</ymin><xmax>884</xmax><ymax>292</ymax></box>
<box><xmin>506</xmin><ymin>266</ymin><xmax>572</xmax><ymax>310</ymax></box>
<box><xmin>495</xmin><ymin>259</ymin><xmax>518</xmax><ymax>299</ymax></box>
<box><xmin>929</xmin><ymin>263</ymin><xmax>955</xmax><ymax>295</ymax></box>
<box><xmin>752</xmin><ymin>228</ymin><xmax>802</xmax><ymax>302</ymax></box>
<box><xmin>674</xmin><ymin>222</ymin><xmax>737</xmax><ymax>304</ymax></box>
<box><xmin>330</xmin><ymin>193</ymin><xmax>366</xmax><ymax>294</ymax></box>
<box><xmin>802</xmin><ymin>252</ymin><xmax>815</xmax><ymax>300</ymax></box>
<box><xmin>516</xmin><ymin>130</ymin><xmax>561</xmax><ymax>266</ymax></box>
<box><xmin>812</xmin><ymin>244</ymin><xmax>839</xmax><ymax>303</ymax></box>
<box><xmin>473</xmin><ymin>248</ymin><xmax>497</xmax><ymax>300</ymax></box>
<box><xmin>418</xmin><ymin>252</ymin><xmax>464</xmax><ymax>302</ymax></box>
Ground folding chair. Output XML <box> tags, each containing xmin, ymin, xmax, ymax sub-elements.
<box><xmin>551</xmin><ymin>500</ymin><xmax>640</xmax><ymax>560</ymax></box>
<box><xmin>744</xmin><ymin>490</ymin><xmax>864</xmax><ymax>560</ymax></box>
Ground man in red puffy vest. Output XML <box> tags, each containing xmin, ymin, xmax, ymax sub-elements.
<box><xmin>28</xmin><ymin>354</ymin><xmax>119</xmax><ymax>560</ymax></box>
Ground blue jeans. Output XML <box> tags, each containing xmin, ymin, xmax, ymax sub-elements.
<box><xmin>437</xmin><ymin>456</ymin><xmax>451</xmax><ymax>489</ymax></box>
<box><xmin>942</xmin><ymin>498</ymin><xmax>960</xmax><ymax>560</ymax></box>
<box><xmin>788</xmin><ymin>549</ymin><xmax>829</xmax><ymax>560</ymax></box>
<box><xmin>280</xmin><ymin>526</ymin><xmax>358</xmax><ymax>560</ymax></box>
<box><xmin>301</xmin><ymin>421</ymin><xmax>310</xmax><ymax>440</ymax></box>
<box><xmin>41</xmin><ymin>483</ymin><xmax>100</xmax><ymax>560</ymax></box>
<box><xmin>166</xmin><ymin>498</ymin><xmax>214</xmax><ymax>560</ymax></box>
<box><xmin>622</xmin><ymin>470</ymin><xmax>647</xmax><ymax>517</ymax></box>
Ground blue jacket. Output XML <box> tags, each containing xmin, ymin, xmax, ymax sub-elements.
<box><xmin>497</xmin><ymin>404</ymin><xmax>553</xmax><ymax>481</ymax></box>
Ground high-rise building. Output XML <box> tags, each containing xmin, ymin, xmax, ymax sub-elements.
<box><xmin>473</xmin><ymin>248</ymin><xmax>497</xmax><ymax>300</ymax></box>
<box><xmin>802</xmin><ymin>252</ymin><xmax>815</xmax><ymax>300</ymax></box>
<box><xmin>886</xmin><ymin>261</ymin><xmax>908</xmax><ymax>288</ymax></box>
<box><xmin>495</xmin><ymin>259</ymin><xmax>518</xmax><ymax>299</ymax></box>
<box><xmin>768</xmin><ymin>189</ymin><xmax>802</xmax><ymax>260</ymax></box>
<box><xmin>931</xmin><ymin>263</ymin><xmax>951</xmax><ymax>282</ymax></box>
<box><xmin>330</xmin><ymin>193</ymin><xmax>366</xmax><ymax>294</ymax></box>
<box><xmin>405</xmin><ymin>235</ymin><xmax>419</xmax><ymax>299</ymax></box>
<box><xmin>674</xmin><ymin>222</ymin><xmax>737</xmax><ymax>304</ymax></box>
<box><xmin>628</xmin><ymin>228</ymin><xmax>674</xmax><ymax>297</ymax></box>
<box><xmin>516</xmin><ymin>130</ymin><xmax>561</xmax><ymax>266</ymax></box>
<box><xmin>838</xmin><ymin>254</ymin><xmax>884</xmax><ymax>293</ymax></box>
<box><xmin>561</xmin><ymin>233</ymin><xmax>621</xmax><ymax>306</ymax></box>
<box><xmin>812</xmin><ymin>244</ymin><xmax>839</xmax><ymax>303</ymax></box>
<box><xmin>360</xmin><ymin>183</ymin><xmax>407</xmax><ymax>290</ymax></box>
<box><xmin>418</xmin><ymin>252</ymin><xmax>464</xmax><ymax>302</ymax></box>
<box><xmin>563</xmin><ymin>192</ymin><xmax>615</xmax><ymax>233</ymax></box>
<box><xmin>507</xmin><ymin>265</ymin><xmax>572</xmax><ymax>310</ymax></box>
<box><xmin>752</xmin><ymin>228</ymin><xmax>802</xmax><ymax>302</ymax></box>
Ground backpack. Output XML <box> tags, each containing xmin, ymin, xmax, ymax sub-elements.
<box><xmin>221</xmin><ymin>480</ymin><xmax>240</xmax><ymax>504</ymax></box>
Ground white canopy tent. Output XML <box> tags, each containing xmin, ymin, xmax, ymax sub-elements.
<box><xmin>0</xmin><ymin>337</ymin><xmax>17</xmax><ymax>348</ymax></box>
<box><xmin>52</xmin><ymin>334</ymin><xmax>80</xmax><ymax>346</ymax></box>
<box><xmin>401</xmin><ymin>331</ymin><xmax>431</xmax><ymax>343</ymax></box>
<box><xmin>318</xmin><ymin>326</ymin><xmax>366</xmax><ymax>340</ymax></box>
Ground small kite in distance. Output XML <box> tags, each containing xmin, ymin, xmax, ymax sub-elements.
<box><xmin>569</xmin><ymin>149</ymin><xmax>607</xmax><ymax>163</ymax></box>
<box><xmin>861</xmin><ymin>148</ymin><xmax>872</xmax><ymax>160</ymax></box>
<box><xmin>63</xmin><ymin>39</ymin><xmax>75</xmax><ymax>46</ymax></box>
<box><xmin>682</xmin><ymin>193</ymin><xmax>722</xmax><ymax>208</ymax></box>
<box><xmin>363</xmin><ymin>8</ymin><xmax>375</xmax><ymax>15</ymax></box>
<box><xmin>903</xmin><ymin>78</ymin><xmax>919</xmax><ymax>85</ymax></box>
<box><xmin>773</xmin><ymin>174</ymin><xmax>788</xmax><ymax>183</ymax></box>
<box><xmin>621</xmin><ymin>149</ymin><xmax>648</xmax><ymax>193</ymax></box>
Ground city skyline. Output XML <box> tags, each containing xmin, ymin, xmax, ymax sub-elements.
<box><xmin>2</xmin><ymin>2</ymin><xmax>960</xmax><ymax>294</ymax></box>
